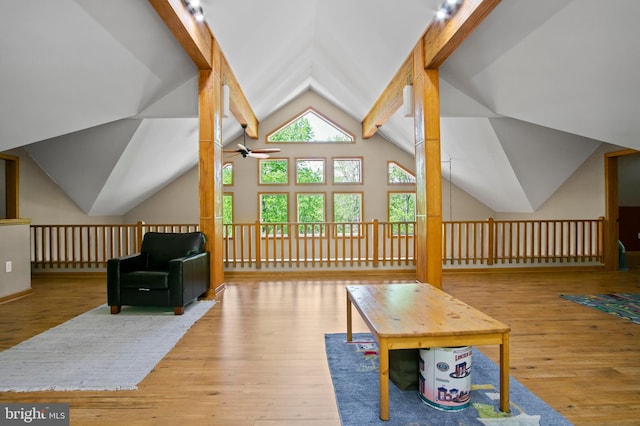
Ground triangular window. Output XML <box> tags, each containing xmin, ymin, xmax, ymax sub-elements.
<box><xmin>267</xmin><ymin>108</ymin><xmax>353</xmax><ymax>143</ymax></box>
<box><xmin>388</xmin><ymin>161</ymin><xmax>416</xmax><ymax>184</ymax></box>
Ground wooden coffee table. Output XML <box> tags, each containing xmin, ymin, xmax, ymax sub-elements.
<box><xmin>346</xmin><ymin>283</ymin><xmax>511</xmax><ymax>421</ymax></box>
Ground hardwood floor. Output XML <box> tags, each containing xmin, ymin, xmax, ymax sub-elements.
<box><xmin>1</xmin><ymin>269</ymin><xmax>639</xmax><ymax>425</ymax></box>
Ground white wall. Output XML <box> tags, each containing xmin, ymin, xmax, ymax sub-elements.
<box><xmin>0</xmin><ymin>221</ymin><xmax>31</xmax><ymax>298</ymax></box>
<box><xmin>5</xmin><ymin>92</ymin><xmax>615</xmax><ymax>227</ymax></box>
<box><xmin>9</xmin><ymin>148</ymin><xmax>123</xmax><ymax>225</ymax></box>
<box><xmin>494</xmin><ymin>143</ymin><xmax>614</xmax><ymax>221</ymax></box>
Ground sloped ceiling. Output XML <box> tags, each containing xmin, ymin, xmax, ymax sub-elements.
<box><xmin>1</xmin><ymin>0</ymin><xmax>638</xmax><ymax>216</ymax></box>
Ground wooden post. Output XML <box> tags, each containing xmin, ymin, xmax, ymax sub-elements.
<box><xmin>198</xmin><ymin>42</ymin><xmax>224</xmax><ymax>293</ymax></box>
<box><xmin>254</xmin><ymin>220</ymin><xmax>262</xmax><ymax>269</ymax></box>
<box><xmin>487</xmin><ymin>217</ymin><xmax>494</xmax><ymax>265</ymax></box>
<box><xmin>414</xmin><ymin>42</ymin><xmax>443</xmax><ymax>288</ymax></box>
<box><xmin>372</xmin><ymin>219</ymin><xmax>379</xmax><ymax>267</ymax></box>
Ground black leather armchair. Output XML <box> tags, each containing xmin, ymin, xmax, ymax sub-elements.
<box><xmin>107</xmin><ymin>232</ymin><xmax>210</xmax><ymax>315</ymax></box>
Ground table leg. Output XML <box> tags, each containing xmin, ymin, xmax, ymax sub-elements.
<box><xmin>378</xmin><ymin>337</ymin><xmax>389</xmax><ymax>421</ymax></box>
<box><xmin>346</xmin><ymin>291</ymin><xmax>352</xmax><ymax>342</ymax></box>
<box><xmin>499</xmin><ymin>332</ymin><xmax>511</xmax><ymax>413</ymax></box>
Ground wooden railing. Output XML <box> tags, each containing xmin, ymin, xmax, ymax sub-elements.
<box><xmin>30</xmin><ymin>218</ymin><xmax>604</xmax><ymax>271</ymax></box>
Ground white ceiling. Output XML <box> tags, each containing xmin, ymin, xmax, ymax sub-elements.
<box><xmin>1</xmin><ymin>0</ymin><xmax>638</xmax><ymax>215</ymax></box>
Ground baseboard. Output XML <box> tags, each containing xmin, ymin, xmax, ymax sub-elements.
<box><xmin>0</xmin><ymin>288</ymin><xmax>34</xmax><ymax>304</ymax></box>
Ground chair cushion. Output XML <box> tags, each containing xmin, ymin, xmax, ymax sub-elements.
<box><xmin>121</xmin><ymin>271</ymin><xmax>169</xmax><ymax>290</ymax></box>
<box><xmin>140</xmin><ymin>232</ymin><xmax>206</xmax><ymax>271</ymax></box>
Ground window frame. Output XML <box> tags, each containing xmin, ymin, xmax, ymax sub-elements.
<box><xmin>332</xmin><ymin>191</ymin><xmax>364</xmax><ymax>237</ymax></box>
<box><xmin>387</xmin><ymin>161</ymin><xmax>416</xmax><ymax>185</ymax></box>
<box><xmin>295</xmin><ymin>157</ymin><xmax>326</xmax><ymax>185</ymax></box>
<box><xmin>387</xmin><ymin>191</ymin><xmax>416</xmax><ymax>236</ymax></box>
<box><xmin>258</xmin><ymin>158</ymin><xmax>289</xmax><ymax>185</ymax></box>
<box><xmin>295</xmin><ymin>192</ymin><xmax>326</xmax><ymax>237</ymax></box>
<box><xmin>258</xmin><ymin>192</ymin><xmax>289</xmax><ymax>238</ymax></box>
<box><xmin>266</xmin><ymin>107</ymin><xmax>355</xmax><ymax>144</ymax></box>
<box><xmin>222</xmin><ymin>161</ymin><xmax>234</xmax><ymax>186</ymax></box>
<box><xmin>332</xmin><ymin>157</ymin><xmax>363</xmax><ymax>184</ymax></box>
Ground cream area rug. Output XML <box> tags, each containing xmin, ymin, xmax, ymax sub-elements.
<box><xmin>0</xmin><ymin>301</ymin><xmax>215</xmax><ymax>392</ymax></box>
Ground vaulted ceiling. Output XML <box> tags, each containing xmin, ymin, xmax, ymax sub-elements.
<box><xmin>1</xmin><ymin>0</ymin><xmax>638</xmax><ymax>216</ymax></box>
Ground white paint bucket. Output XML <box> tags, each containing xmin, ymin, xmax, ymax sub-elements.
<box><xmin>418</xmin><ymin>346</ymin><xmax>472</xmax><ymax>411</ymax></box>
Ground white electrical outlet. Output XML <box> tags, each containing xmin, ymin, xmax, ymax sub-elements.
<box><xmin>5</xmin><ymin>261</ymin><xmax>12</xmax><ymax>273</ymax></box>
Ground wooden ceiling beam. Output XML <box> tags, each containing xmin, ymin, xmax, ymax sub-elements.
<box><xmin>362</xmin><ymin>54</ymin><xmax>413</xmax><ymax>139</ymax></box>
<box><xmin>148</xmin><ymin>0</ymin><xmax>258</xmax><ymax>135</ymax></box>
<box><xmin>362</xmin><ymin>0</ymin><xmax>501</xmax><ymax>137</ymax></box>
<box><xmin>221</xmin><ymin>55</ymin><xmax>259</xmax><ymax>138</ymax></box>
<box><xmin>147</xmin><ymin>0</ymin><xmax>213</xmax><ymax>69</ymax></box>
<box><xmin>423</xmin><ymin>0</ymin><xmax>501</xmax><ymax>69</ymax></box>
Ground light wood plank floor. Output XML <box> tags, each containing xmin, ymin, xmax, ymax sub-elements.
<box><xmin>1</xmin><ymin>269</ymin><xmax>639</xmax><ymax>425</ymax></box>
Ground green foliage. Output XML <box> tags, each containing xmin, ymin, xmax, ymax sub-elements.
<box><xmin>388</xmin><ymin>163</ymin><xmax>415</xmax><ymax>183</ymax></box>
<box><xmin>269</xmin><ymin>117</ymin><xmax>314</xmax><ymax>142</ymax></box>
<box><xmin>333</xmin><ymin>159</ymin><xmax>361</xmax><ymax>183</ymax></box>
<box><xmin>389</xmin><ymin>192</ymin><xmax>415</xmax><ymax>235</ymax></box>
<box><xmin>297</xmin><ymin>160</ymin><xmax>324</xmax><ymax>183</ymax></box>
<box><xmin>222</xmin><ymin>164</ymin><xmax>233</xmax><ymax>185</ymax></box>
<box><xmin>260</xmin><ymin>194</ymin><xmax>288</xmax><ymax>222</ymax></box>
<box><xmin>223</xmin><ymin>194</ymin><xmax>233</xmax><ymax>224</ymax></box>
<box><xmin>297</xmin><ymin>194</ymin><xmax>325</xmax><ymax>235</ymax></box>
<box><xmin>260</xmin><ymin>160</ymin><xmax>288</xmax><ymax>184</ymax></box>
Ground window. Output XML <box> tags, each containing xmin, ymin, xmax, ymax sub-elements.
<box><xmin>259</xmin><ymin>192</ymin><xmax>289</xmax><ymax>236</ymax></box>
<box><xmin>296</xmin><ymin>158</ymin><xmax>325</xmax><ymax>184</ymax></box>
<box><xmin>296</xmin><ymin>193</ymin><xmax>325</xmax><ymax>236</ymax></box>
<box><xmin>388</xmin><ymin>192</ymin><xmax>416</xmax><ymax>236</ymax></box>
<box><xmin>223</xmin><ymin>162</ymin><xmax>233</xmax><ymax>185</ymax></box>
<box><xmin>267</xmin><ymin>108</ymin><xmax>354</xmax><ymax>143</ymax></box>
<box><xmin>388</xmin><ymin>161</ymin><xmax>416</xmax><ymax>184</ymax></box>
<box><xmin>259</xmin><ymin>158</ymin><xmax>288</xmax><ymax>184</ymax></box>
<box><xmin>333</xmin><ymin>158</ymin><xmax>362</xmax><ymax>184</ymax></box>
<box><xmin>333</xmin><ymin>192</ymin><xmax>363</xmax><ymax>235</ymax></box>
<box><xmin>223</xmin><ymin>193</ymin><xmax>233</xmax><ymax>237</ymax></box>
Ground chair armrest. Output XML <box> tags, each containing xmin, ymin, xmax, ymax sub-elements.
<box><xmin>168</xmin><ymin>252</ymin><xmax>210</xmax><ymax>305</ymax></box>
<box><xmin>107</xmin><ymin>253</ymin><xmax>147</xmax><ymax>306</ymax></box>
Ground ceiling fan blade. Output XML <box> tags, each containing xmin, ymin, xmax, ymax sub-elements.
<box><xmin>251</xmin><ymin>148</ymin><xmax>281</xmax><ymax>153</ymax></box>
<box><xmin>248</xmin><ymin>152</ymin><xmax>270</xmax><ymax>159</ymax></box>
<box><xmin>237</xmin><ymin>143</ymin><xmax>249</xmax><ymax>151</ymax></box>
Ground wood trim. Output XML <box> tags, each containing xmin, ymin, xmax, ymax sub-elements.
<box><xmin>221</xmin><ymin>54</ymin><xmax>259</xmax><ymax>138</ymax></box>
<box><xmin>362</xmin><ymin>0</ymin><xmax>500</xmax><ymax>137</ymax></box>
<box><xmin>423</xmin><ymin>0</ymin><xmax>502</xmax><ymax>69</ymax></box>
<box><xmin>604</xmin><ymin>148</ymin><xmax>639</xmax><ymax>271</ymax></box>
<box><xmin>0</xmin><ymin>288</ymin><xmax>33</xmax><ymax>305</ymax></box>
<box><xmin>362</xmin><ymin>54</ymin><xmax>413</xmax><ymax>139</ymax></box>
<box><xmin>1</xmin><ymin>153</ymin><xmax>19</xmax><ymax>219</ymax></box>
<box><xmin>147</xmin><ymin>0</ymin><xmax>213</xmax><ymax>69</ymax></box>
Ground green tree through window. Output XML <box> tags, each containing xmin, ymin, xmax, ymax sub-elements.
<box><xmin>333</xmin><ymin>193</ymin><xmax>362</xmax><ymax>235</ymax></box>
<box><xmin>260</xmin><ymin>193</ymin><xmax>288</xmax><ymax>235</ymax></box>
<box><xmin>268</xmin><ymin>109</ymin><xmax>353</xmax><ymax>143</ymax></box>
<box><xmin>297</xmin><ymin>193</ymin><xmax>325</xmax><ymax>235</ymax></box>
<box><xmin>296</xmin><ymin>159</ymin><xmax>325</xmax><ymax>184</ymax></box>
<box><xmin>388</xmin><ymin>192</ymin><xmax>415</xmax><ymax>235</ymax></box>
<box><xmin>260</xmin><ymin>159</ymin><xmax>288</xmax><ymax>184</ymax></box>
<box><xmin>388</xmin><ymin>162</ymin><xmax>416</xmax><ymax>184</ymax></box>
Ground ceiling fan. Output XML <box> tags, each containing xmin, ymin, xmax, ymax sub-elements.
<box><xmin>224</xmin><ymin>124</ymin><xmax>280</xmax><ymax>159</ymax></box>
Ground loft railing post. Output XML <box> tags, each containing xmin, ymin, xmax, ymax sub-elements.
<box><xmin>372</xmin><ymin>219</ymin><xmax>379</xmax><ymax>267</ymax></box>
<box><xmin>598</xmin><ymin>216</ymin><xmax>605</xmax><ymax>263</ymax></box>
<box><xmin>255</xmin><ymin>221</ymin><xmax>262</xmax><ymax>269</ymax></box>
<box><xmin>136</xmin><ymin>221</ymin><xmax>145</xmax><ymax>252</ymax></box>
<box><xmin>487</xmin><ymin>217</ymin><xmax>495</xmax><ymax>265</ymax></box>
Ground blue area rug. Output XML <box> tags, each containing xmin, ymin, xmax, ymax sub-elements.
<box><xmin>325</xmin><ymin>333</ymin><xmax>571</xmax><ymax>426</ymax></box>
<box><xmin>560</xmin><ymin>293</ymin><xmax>640</xmax><ymax>325</ymax></box>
